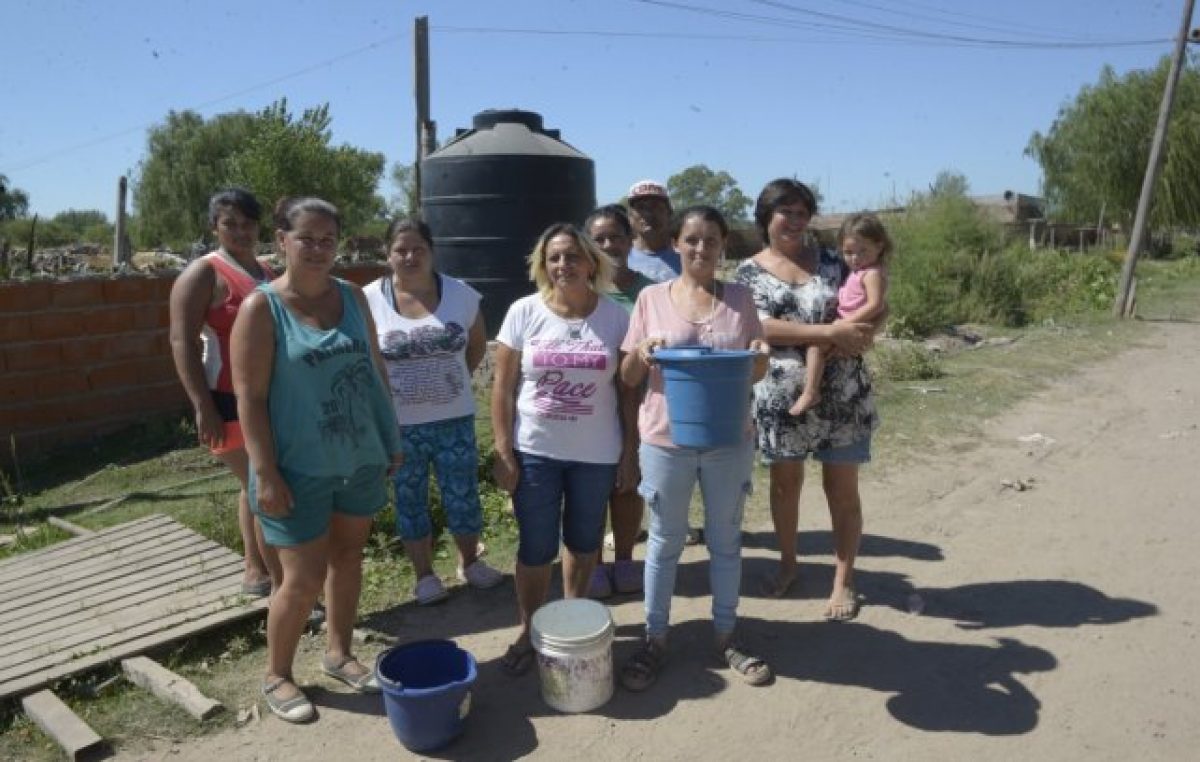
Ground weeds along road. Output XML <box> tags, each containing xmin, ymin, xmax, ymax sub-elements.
<box><xmin>134</xmin><ymin>320</ymin><xmax>1199</xmax><ymax>761</ymax></box>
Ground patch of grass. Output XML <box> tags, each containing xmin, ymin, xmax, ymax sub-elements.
<box><xmin>869</xmin><ymin>342</ymin><xmax>944</xmax><ymax>382</ymax></box>
<box><xmin>865</xmin><ymin>316</ymin><xmax>1139</xmax><ymax>475</ymax></box>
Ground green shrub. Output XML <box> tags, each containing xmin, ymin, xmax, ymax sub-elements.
<box><xmin>870</xmin><ymin>342</ymin><xmax>944</xmax><ymax>382</ymax></box>
<box><xmin>883</xmin><ymin>190</ymin><xmax>1119</xmax><ymax>336</ymax></box>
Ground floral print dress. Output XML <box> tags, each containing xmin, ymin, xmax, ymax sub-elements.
<box><xmin>733</xmin><ymin>249</ymin><xmax>879</xmax><ymax>459</ymax></box>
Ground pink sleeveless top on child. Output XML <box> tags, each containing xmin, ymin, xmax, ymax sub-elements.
<box><xmin>836</xmin><ymin>266</ymin><xmax>879</xmax><ymax>319</ymax></box>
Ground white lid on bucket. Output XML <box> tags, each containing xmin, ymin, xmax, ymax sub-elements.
<box><xmin>530</xmin><ymin>599</ymin><xmax>613</xmax><ymax>649</ymax></box>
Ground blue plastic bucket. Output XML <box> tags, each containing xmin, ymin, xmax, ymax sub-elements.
<box><xmin>375</xmin><ymin>640</ymin><xmax>477</xmax><ymax>752</ymax></box>
<box><xmin>655</xmin><ymin>345</ymin><xmax>756</xmax><ymax>448</ymax></box>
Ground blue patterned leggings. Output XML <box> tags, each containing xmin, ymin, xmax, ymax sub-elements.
<box><xmin>392</xmin><ymin>415</ymin><xmax>483</xmax><ymax>540</ymax></box>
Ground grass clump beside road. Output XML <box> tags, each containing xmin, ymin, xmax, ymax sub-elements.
<box><xmin>1</xmin><ymin>254</ymin><xmax>1198</xmax><ymax>759</ymax></box>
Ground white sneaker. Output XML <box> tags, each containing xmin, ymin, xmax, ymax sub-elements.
<box><xmin>414</xmin><ymin>574</ymin><xmax>449</xmax><ymax>605</ymax></box>
<box><xmin>457</xmin><ymin>559</ymin><xmax>504</xmax><ymax>589</ymax></box>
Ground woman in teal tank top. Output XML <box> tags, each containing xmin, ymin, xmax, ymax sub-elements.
<box><xmin>232</xmin><ymin>197</ymin><xmax>403</xmax><ymax>723</ymax></box>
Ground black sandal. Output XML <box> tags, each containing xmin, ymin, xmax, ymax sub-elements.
<box><xmin>620</xmin><ymin>639</ymin><xmax>666</xmax><ymax>692</ymax></box>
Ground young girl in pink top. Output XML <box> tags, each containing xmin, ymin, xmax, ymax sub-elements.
<box><xmin>790</xmin><ymin>213</ymin><xmax>892</xmax><ymax>415</ymax></box>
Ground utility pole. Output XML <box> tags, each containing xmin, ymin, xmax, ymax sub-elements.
<box><xmin>114</xmin><ymin>176</ymin><xmax>128</xmax><ymax>268</ymax></box>
<box><xmin>413</xmin><ymin>16</ymin><xmax>436</xmax><ymax>216</ymax></box>
<box><xmin>1113</xmin><ymin>0</ymin><xmax>1197</xmax><ymax>317</ymax></box>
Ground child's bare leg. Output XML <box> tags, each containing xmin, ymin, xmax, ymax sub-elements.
<box><xmin>790</xmin><ymin>344</ymin><xmax>825</xmax><ymax>416</ymax></box>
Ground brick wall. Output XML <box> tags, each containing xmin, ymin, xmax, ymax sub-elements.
<box><xmin>0</xmin><ymin>263</ymin><xmax>387</xmax><ymax>467</ymax></box>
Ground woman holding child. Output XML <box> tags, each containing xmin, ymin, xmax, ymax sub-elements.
<box><xmin>733</xmin><ymin>179</ymin><xmax>881</xmax><ymax>622</ymax></box>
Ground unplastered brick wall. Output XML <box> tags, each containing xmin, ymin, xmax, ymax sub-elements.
<box><xmin>0</xmin><ymin>263</ymin><xmax>388</xmax><ymax>466</ymax></box>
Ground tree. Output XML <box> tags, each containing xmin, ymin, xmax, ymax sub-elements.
<box><xmin>666</xmin><ymin>164</ymin><xmax>752</xmax><ymax>223</ymax></box>
<box><xmin>0</xmin><ymin>174</ymin><xmax>30</xmax><ymax>220</ymax></box>
<box><xmin>132</xmin><ymin>109</ymin><xmax>258</xmax><ymax>247</ymax></box>
<box><xmin>132</xmin><ymin>100</ymin><xmax>386</xmax><ymax>248</ymax></box>
<box><xmin>1026</xmin><ymin>56</ymin><xmax>1200</xmax><ymax>228</ymax></box>
<box><xmin>225</xmin><ymin>101</ymin><xmax>385</xmax><ymax>235</ymax></box>
<box><xmin>387</xmin><ymin>162</ymin><xmax>418</xmax><ymax>217</ymax></box>
<box><xmin>928</xmin><ymin>170</ymin><xmax>971</xmax><ymax>199</ymax></box>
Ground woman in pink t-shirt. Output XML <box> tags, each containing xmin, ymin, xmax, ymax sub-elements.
<box><xmin>619</xmin><ymin>205</ymin><xmax>772</xmax><ymax>691</ymax></box>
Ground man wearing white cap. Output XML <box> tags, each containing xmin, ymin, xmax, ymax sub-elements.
<box><xmin>625</xmin><ymin>180</ymin><xmax>681</xmax><ymax>283</ymax></box>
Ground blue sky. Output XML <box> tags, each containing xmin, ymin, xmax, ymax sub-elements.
<box><xmin>1</xmin><ymin>0</ymin><xmax>1190</xmax><ymax>219</ymax></box>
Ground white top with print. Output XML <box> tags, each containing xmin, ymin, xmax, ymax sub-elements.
<box><xmin>364</xmin><ymin>274</ymin><xmax>480</xmax><ymax>426</ymax></box>
<box><xmin>496</xmin><ymin>293</ymin><xmax>629</xmax><ymax>464</ymax></box>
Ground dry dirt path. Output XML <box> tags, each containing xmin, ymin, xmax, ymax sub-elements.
<box><xmin>139</xmin><ymin>322</ymin><xmax>1199</xmax><ymax>761</ymax></box>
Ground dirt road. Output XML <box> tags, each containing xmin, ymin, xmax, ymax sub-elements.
<box><xmin>141</xmin><ymin>322</ymin><xmax>1199</xmax><ymax>761</ymax></box>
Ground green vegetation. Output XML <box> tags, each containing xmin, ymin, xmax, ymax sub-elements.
<box><xmin>666</xmin><ymin>164</ymin><xmax>754</xmax><ymax>224</ymax></box>
<box><xmin>0</xmin><ymin>174</ymin><xmax>30</xmax><ymax>220</ymax></box>
<box><xmin>1026</xmin><ymin>55</ymin><xmax>1200</xmax><ymax>228</ymax></box>
<box><xmin>887</xmin><ymin>177</ymin><xmax>1119</xmax><ymax>338</ymax></box>
<box><xmin>132</xmin><ymin>99</ymin><xmax>386</xmax><ymax>250</ymax></box>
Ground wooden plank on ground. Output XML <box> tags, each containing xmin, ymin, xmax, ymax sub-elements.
<box><xmin>0</xmin><ymin>515</ymin><xmax>267</xmax><ymax>701</ymax></box>
<box><xmin>2</xmin><ymin>597</ymin><xmax>267</xmax><ymax>699</ymax></box>
<box><xmin>122</xmin><ymin>656</ymin><xmax>223</xmax><ymax>720</ymax></box>
<box><xmin>0</xmin><ymin>514</ymin><xmax>174</xmax><ymax>579</ymax></box>
<box><xmin>20</xmin><ymin>689</ymin><xmax>105</xmax><ymax>760</ymax></box>
<box><xmin>0</xmin><ymin>563</ymin><xmax>246</xmax><ymax>653</ymax></box>
<box><xmin>0</xmin><ymin>558</ymin><xmax>245</xmax><ymax>659</ymax></box>
<box><xmin>0</xmin><ymin>516</ymin><xmax>184</xmax><ymax>587</ymax></box>
<box><xmin>47</xmin><ymin>516</ymin><xmax>94</xmax><ymax>536</ymax></box>
<box><xmin>0</xmin><ymin>532</ymin><xmax>217</xmax><ymax>610</ymax></box>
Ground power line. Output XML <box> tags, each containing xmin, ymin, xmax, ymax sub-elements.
<box><xmin>823</xmin><ymin>0</ymin><xmax>1093</xmax><ymax>41</ymax></box>
<box><xmin>634</xmin><ymin>0</ymin><xmax>1170</xmax><ymax>49</ymax></box>
<box><xmin>437</xmin><ymin>20</ymin><xmax>1169</xmax><ymax>49</ymax></box>
<box><xmin>1</xmin><ymin>33</ymin><xmax>405</xmax><ymax>174</ymax></box>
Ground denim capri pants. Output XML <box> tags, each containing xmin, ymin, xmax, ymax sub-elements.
<box><xmin>512</xmin><ymin>451</ymin><xmax>617</xmax><ymax>566</ymax></box>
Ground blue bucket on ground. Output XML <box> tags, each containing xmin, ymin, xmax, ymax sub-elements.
<box><xmin>654</xmin><ymin>345</ymin><xmax>756</xmax><ymax>448</ymax></box>
<box><xmin>375</xmin><ymin>639</ymin><xmax>477</xmax><ymax>752</ymax></box>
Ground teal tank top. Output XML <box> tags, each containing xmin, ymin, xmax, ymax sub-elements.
<box><xmin>261</xmin><ymin>279</ymin><xmax>401</xmax><ymax>477</ymax></box>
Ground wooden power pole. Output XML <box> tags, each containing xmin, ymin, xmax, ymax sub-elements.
<box><xmin>1113</xmin><ymin>0</ymin><xmax>1197</xmax><ymax>317</ymax></box>
<box><xmin>413</xmin><ymin>16</ymin><xmax>436</xmax><ymax>216</ymax></box>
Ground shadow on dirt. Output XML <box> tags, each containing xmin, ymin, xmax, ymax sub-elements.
<box><xmin>359</xmin><ymin>533</ymin><xmax>1157</xmax><ymax>757</ymax></box>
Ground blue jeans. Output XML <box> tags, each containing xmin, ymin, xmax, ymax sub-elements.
<box><xmin>512</xmin><ymin>451</ymin><xmax>617</xmax><ymax>566</ymax></box>
<box><xmin>638</xmin><ymin>439</ymin><xmax>755</xmax><ymax>638</ymax></box>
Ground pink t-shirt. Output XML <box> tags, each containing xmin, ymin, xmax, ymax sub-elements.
<box><xmin>621</xmin><ymin>281</ymin><xmax>764</xmax><ymax>448</ymax></box>
<box><xmin>837</xmin><ymin>265</ymin><xmax>880</xmax><ymax>319</ymax></box>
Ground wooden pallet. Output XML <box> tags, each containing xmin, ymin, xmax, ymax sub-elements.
<box><xmin>0</xmin><ymin>513</ymin><xmax>267</xmax><ymax>700</ymax></box>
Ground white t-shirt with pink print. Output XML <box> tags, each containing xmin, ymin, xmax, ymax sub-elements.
<box><xmin>496</xmin><ymin>293</ymin><xmax>629</xmax><ymax>465</ymax></box>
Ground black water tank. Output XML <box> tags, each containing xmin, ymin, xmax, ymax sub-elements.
<box><xmin>421</xmin><ymin>109</ymin><xmax>595</xmax><ymax>335</ymax></box>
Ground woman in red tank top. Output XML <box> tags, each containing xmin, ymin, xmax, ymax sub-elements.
<box><xmin>168</xmin><ymin>188</ymin><xmax>279</xmax><ymax>596</ymax></box>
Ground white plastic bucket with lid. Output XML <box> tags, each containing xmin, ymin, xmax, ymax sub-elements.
<box><xmin>530</xmin><ymin>598</ymin><xmax>614</xmax><ymax>713</ymax></box>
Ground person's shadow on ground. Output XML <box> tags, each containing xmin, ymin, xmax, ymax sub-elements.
<box><xmin>742</xmin><ymin>529</ymin><xmax>945</xmax><ymax>562</ymax></box>
<box><xmin>738</xmin><ymin>615</ymin><xmax>1057</xmax><ymax>735</ymax></box>
<box><xmin>883</xmin><ymin>579</ymin><xmax>1159</xmax><ymax>629</ymax></box>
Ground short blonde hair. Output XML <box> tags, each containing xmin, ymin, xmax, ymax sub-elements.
<box><xmin>527</xmin><ymin>223</ymin><xmax>614</xmax><ymax>296</ymax></box>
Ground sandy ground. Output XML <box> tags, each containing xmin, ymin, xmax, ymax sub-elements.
<box><xmin>137</xmin><ymin>322</ymin><xmax>1199</xmax><ymax>761</ymax></box>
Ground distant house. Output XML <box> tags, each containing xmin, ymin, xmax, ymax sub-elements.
<box><xmin>811</xmin><ymin>191</ymin><xmax>1101</xmax><ymax>250</ymax></box>
<box><xmin>971</xmin><ymin>191</ymin><xmax>1045</xmax><ymax>225</ymax></box>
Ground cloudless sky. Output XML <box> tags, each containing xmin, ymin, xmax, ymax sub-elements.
<box><xmin>1</xmin><ymin>0</ymin><xmax>1192</xmax><ymax>220</ymax></box>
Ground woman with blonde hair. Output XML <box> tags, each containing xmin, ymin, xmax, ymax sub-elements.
<box><xmin>491</xmin><ymin>223</ymin><xmax>637</xmax><ymax>676</ymax></box>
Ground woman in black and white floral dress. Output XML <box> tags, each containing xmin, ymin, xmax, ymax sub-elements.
<box><xmin>733</xmin><ymin>178</ymin><xmax>880</xmax><ymax>621</ymax></box>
